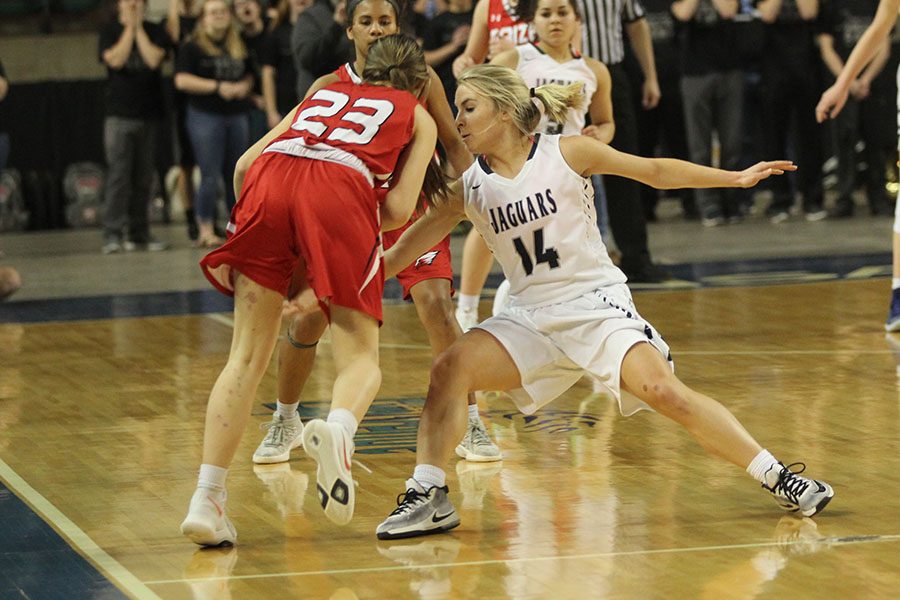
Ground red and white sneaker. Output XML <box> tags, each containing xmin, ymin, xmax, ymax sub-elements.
<box><xmin>302</xmin><ymin>419</ymin><xmax>355</xmax><ymax>525</ymax></box>
<box><xmin>180</xmin><ymin>489</ymin><xmax>237</xmax><ymax>547</ymax></box>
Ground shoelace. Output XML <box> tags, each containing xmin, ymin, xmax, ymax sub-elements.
<box><xmin>389</xmin><ymin>488</ymin><xmax>429</xmax><ymax>516</ymax></box>
<box><xmin>260</xmin><ymin>419</ymin><xmax>297</xmax><ymax>447</ymax></box>
<box><xmin>772</xmin><ymin>462</ymin><xmax>811</xmax><ymax>504</ymax></box>
<box><xmin>470</xmin><ymin>421</ymin><xmax>493</xmax><ymax>447</ymax></box>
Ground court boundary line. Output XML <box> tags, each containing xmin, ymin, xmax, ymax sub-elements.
<box><xmin>145</xmin><ymin>533</ymin><xmax>900</xmax><ymax>585</ymax></box>
<box><xmin>0</xmin><ymin>457</ymin><xmax>161</xmax><ymax>600</ymax></box>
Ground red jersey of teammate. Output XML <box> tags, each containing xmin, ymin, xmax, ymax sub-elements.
<box><xmin>488</xmin><ymin>0</ymin><xmax>534</xmax><ymax>47</ymax></box>
<box><xmin>265</xmin><ymin>80</ymin><xmax>418</xmax><ymax>185</ymax></box>
<box><xmin>331</xmin><ymin>63</ymin><xmax>454</xmax><ymax>300</ymax></box>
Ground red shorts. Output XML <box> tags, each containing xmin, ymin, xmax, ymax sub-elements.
<box><xmin>200</xmin><ymin>152</ymin><xmax>385</xmax><ymax>323</ymax></box>
<box><xmin>383</xmin><ymin>220</ymin><xmax>453</xmax><ymax>300</ymax></box>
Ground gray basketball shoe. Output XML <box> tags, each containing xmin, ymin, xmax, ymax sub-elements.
<box><xmin>376</xmin><ymin>481</ymin><xmax>460</xmax><ymax>540</ymax></box>
<box><xmin>455</xmin><ymin>418</ymin><xmax>502</xmax><ymax>462</ymax></box>
<box><xmin>762</xmin><ymin>462</ymin><xmax>834</xmax><ymax>517</ymax></box>
<box><xmin>253</xmin><ymin>413</ymin><xmax>303</xmax><ymax>464</ymax></box>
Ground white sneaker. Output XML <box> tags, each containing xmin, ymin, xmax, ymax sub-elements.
<box><xmin>455</xmin><ymin>417</ymin><xmax>502</xmax><ymax>462</ymax></box>
<box><xmin>302</xmin><ymin>419</ymin><xmax>355</xmax><ymax>525</ymax></box>
<box><xmin>455</xmin><ymin>305</ymin><xmax>478</xmax><ymax>332</ymax></box>
<box><xmin>181</xmin><ymin>489</ymin><xmax>237</xmax><ymax>547</ymax></box>
<box><xmin>491</xmin><ymin>278</ymin><xmax>511</xmax><ymax>316</ymax></box>
<box><xmin>762</xmin><ymin>462</ymin><xmax>834</xmax><ymax>517</ymax></box>
<box><xmin>252</xmin><ymin>413</ymin><xmax>303</xmax><ymax>464</ymax></box>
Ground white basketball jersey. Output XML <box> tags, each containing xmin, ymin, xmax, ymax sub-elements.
<box><xmin>515</xmin><ymin>44</ymin><xmax>597</xmax><ymax>136</ymax></box>
<box><xmin>463</xmin><ymin>134</ymin><xmax>625</xmax><ymax>308</ymax></box>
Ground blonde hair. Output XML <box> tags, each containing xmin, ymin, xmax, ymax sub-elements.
<box><xmin>457</xmin><ymin>65</ymin><xmax>585</xmax><ymax>137</ymax></box>
<box><xmin>193</xmin><ymin>0</ymin><xmax>248</xmax><ymax>60</ymax></box>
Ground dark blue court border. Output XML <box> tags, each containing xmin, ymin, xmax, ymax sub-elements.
<box><xmin>0</xmin><ymin>482</ymin><xmax>127</xmax><ymax>600</ymax></box>
<box><xmin>0</xmin><ymin>252</ymin><xmax>891</xmax><ymax>324</ymax></box>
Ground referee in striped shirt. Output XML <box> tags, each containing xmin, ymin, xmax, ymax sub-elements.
<box><xmin>577</xmin><ymin>0</ymin><xmax>668</xmax><ymax>282</ymax></box>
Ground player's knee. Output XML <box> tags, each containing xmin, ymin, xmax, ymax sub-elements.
<box><xmin>288</xmin><ymin>311</ymin><xmax>326</xmax><ymax>346</ymax></box>
<box><xmin>429</xmin><ymin>346</ymin><xmax>467</xmax><ymax>393</ymax></box>
<box><xmin>640</xmin><ymin>377</ymin><xmax>691</xmax><ymax>418</ymax></box>
<box><xmin>413</xmin><ymin>287</ymin><xmax>455</xmax><ymax>327</ymax></box>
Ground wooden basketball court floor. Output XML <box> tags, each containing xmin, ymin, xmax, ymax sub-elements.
<box><xmin>2</xmin><ymin>277</ymin><xmax>900</xmax><ymax>599</ymax></box>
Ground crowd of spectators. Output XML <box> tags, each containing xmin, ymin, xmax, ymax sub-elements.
<box><xmin>2</xmin><ymin>0</ymin><xmax>898</xmax><ymax>260</ymax></box>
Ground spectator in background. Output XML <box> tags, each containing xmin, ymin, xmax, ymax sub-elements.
<box><xmin>423</xmin><ymin>0</ymin><xmax>472</xmax><ymax>109</ymax></box>
<box><xmin>818</xmin><ymin>0</ymin><xmax>893</xmax><ymax>218</ymax></box>
<box><xmin>166</xmin><ymin>0</ymin><xmax>202</xmax><ymax>241</ymax></box>
<box><xmin>175</xmin><ymin>0</ymin><xmax>253</xmax><ymax>247</ymax></box>
<box><xmin>624</xmin><ymin>0</ymin><xmax>696</xmax><ymax>221</ymax></box>
<box><xmin>99</xmin><ymin>0</ymin><xmax>171</xmax><ymax>254</ymax></box>
<box><xmin>261</xmin><ymin>0</ymin><xmax>310</xmax><ymax>128</ymax></box>
<box><xmin>235</xmin><ymin>0</ymin><xmax>271</xmax><ymax>143</ymax></box>
<box><xmin>291</xmin><ymin>0</ymin><xmax>355</xmax><ymax>98</ymax></box>
<box><xmin>672</xmin><ymin>0</ymin><xmax>744</xmax><ymax>227</ymax></box>
<box><xmin>757</xmin><ymin>0</ymin><xmax>827</xmax><ymax>223</ymax></box>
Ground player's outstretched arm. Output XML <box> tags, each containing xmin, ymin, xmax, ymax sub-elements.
<box><xmin>560</xmin><ymin>135</ymin><xmax>795</xmax><ymax>190</ymax></box>
<box><xmin>383</xmin><ymin>181</ymin><xmax>466</xmax><ymax>279</ymax></box>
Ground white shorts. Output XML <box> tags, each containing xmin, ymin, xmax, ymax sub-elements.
<box><xmin>474</xmin><ymin>283</ymin><xmax>674</xmax><ymax>416</ymax></box>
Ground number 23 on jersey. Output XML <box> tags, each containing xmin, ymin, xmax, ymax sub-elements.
<box><xmin>292</xmin><ymin>89</ymin><xmax>396</xmax><ymax>145</ymax></box>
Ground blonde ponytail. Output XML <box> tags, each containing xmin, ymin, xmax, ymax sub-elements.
<box><xmin>458</xmin><ymin>65</ymin><xmax>585</xmax><ymax>137</ymax></box>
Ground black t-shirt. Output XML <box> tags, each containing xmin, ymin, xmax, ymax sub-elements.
<box><xmin>673</xmin><ymin>0</ymin><xmax>741</xmax><ymax>75</ymax></box>
<box><xmin>424</xmin><ymin>9</ymin><xmax>473</xmax><ymax>108</ymax></box>
<box><xmin>175</xmin><ymin>39</ymin><xmax>253</xmax><ymax>114</ymax></box>
<box><xmin>756</xmin><ymin>0</ymin><xmax>819</xmax><ymax>72</ymax></box>
<box><xmin>98</xmin><ymin>20</ymin><xmax>170</xmax><ymax>118</ymax></box>
<box><xmin>640</xmin><ymin>0</ymin><xmax>679</xmax><ymax>78</ymax></box>
<box><xmin>820</xmin><ymin>0</ymin><xmax>878</xmax><ymax>61</ymax></box>
<box><xmin>260</xmin><ymin>21</ymin><xmax>298</xmax><ymax>116</ymax></box>
<box><xmin>241</xmin><ymin>27</ymin><xmax>270</xmax><ymax>95</ymax></box>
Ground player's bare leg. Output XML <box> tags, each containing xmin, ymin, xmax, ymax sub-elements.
<box><xmin>455</xmin><ymin>229</ymin><xmax>494</xmax><ymax>331</ymax></box>
<box><xmin>410</xmin><ymin>278</ymin><xmax>501</xmax><ymax>461</ymax></box>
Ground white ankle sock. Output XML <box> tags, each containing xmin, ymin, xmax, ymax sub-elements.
<box><xmin>413</xmin><ymin>464</ymin><xmax>446</xmax><ymax>489</ymax></box>
<box><xmin>467</xmin><ymin>404</ymin><xmax>480</xmax><ymax>420</ymax></box>
<box><xmin>198</xmin><ymin>464</ymin><xmax>227</xmax><ymax>494</ymax></box>
<box><xmin>276</xmin><ymin>400</ymin><xmax>299</xmax><ymax>420</ymax></box>
<box><xmin>892</xmin><ymin>278</ymin><xmax>900</xmax><ymax>290</ymax></box>
<box><xmin>458</xmin><ymin>294</ymin><xmax>479</xmax><ymax>311</ymax></box>
<box><xmin>746</xmin><ymin>450</ymin><xmax>779</xmax><ymax>484</ymax></box>
<box><xmin>327</xmin><ymin>408</ymin><xmax>358</xmax><ymax>438</ymax></box>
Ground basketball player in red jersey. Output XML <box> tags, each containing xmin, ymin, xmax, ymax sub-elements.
<box><xmin>181</xmin><ymin>34</ymin><xmax>440</xmax><ymax>546</ymax></box>
<box><xmin>453</xmin><ymin>0</ymin><xmax>536</xmax><ymax>76</ymax></box>
<box><xmin>251</xmin><ymin>0</ymin><xmax>503</xmax><ymax>470</ymax></box>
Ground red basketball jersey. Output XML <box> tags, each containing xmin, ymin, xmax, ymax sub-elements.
<box><xmin>265</xmin><ymin>80</ymin><xmax>418</xmax><ymax>183</ymax></box>
<box><xmin>488</xmin><ymin>0</ymin><xmax>534</xmax><ymax>47</ymax></box>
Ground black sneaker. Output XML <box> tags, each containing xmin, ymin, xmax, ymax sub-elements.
<box><xmin>622</xmin><ymin>258</ymin><xmax>671</xmax><ymax>284</ymax></box>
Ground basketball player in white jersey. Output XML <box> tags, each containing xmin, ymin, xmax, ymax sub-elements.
<box><xmin>464</xmin><ymin>0</ymin><xmax>614</xmax><ymax>318</ymax></box>
<box><xmin>375</xmin><ymin>65</ymin><xmax>834</xmax><ymax>539</ymax></box>
<box><xmin>816</xmin><ymin>0</ymin><xmax>900</xmax><ymax>332</ymax></box>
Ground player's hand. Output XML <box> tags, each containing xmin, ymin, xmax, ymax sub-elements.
<box><xmin>816</xmin><ymin>83</ymin><xmax>849</xmax><ymax>123</ymax></box>
<box><xmin>487</xmin><ymin>36</ymin><xmax>515</xmax><ymax>59</ymax></box>
<box><xmin>734</xmin><ymin>160</ymin><xmax>796</xmax><ymax>188</ymax></box>
<box><xmin>452</xmin><ymin>53</ymin><xmax>475</xmax><ymax>78</ymax></box>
